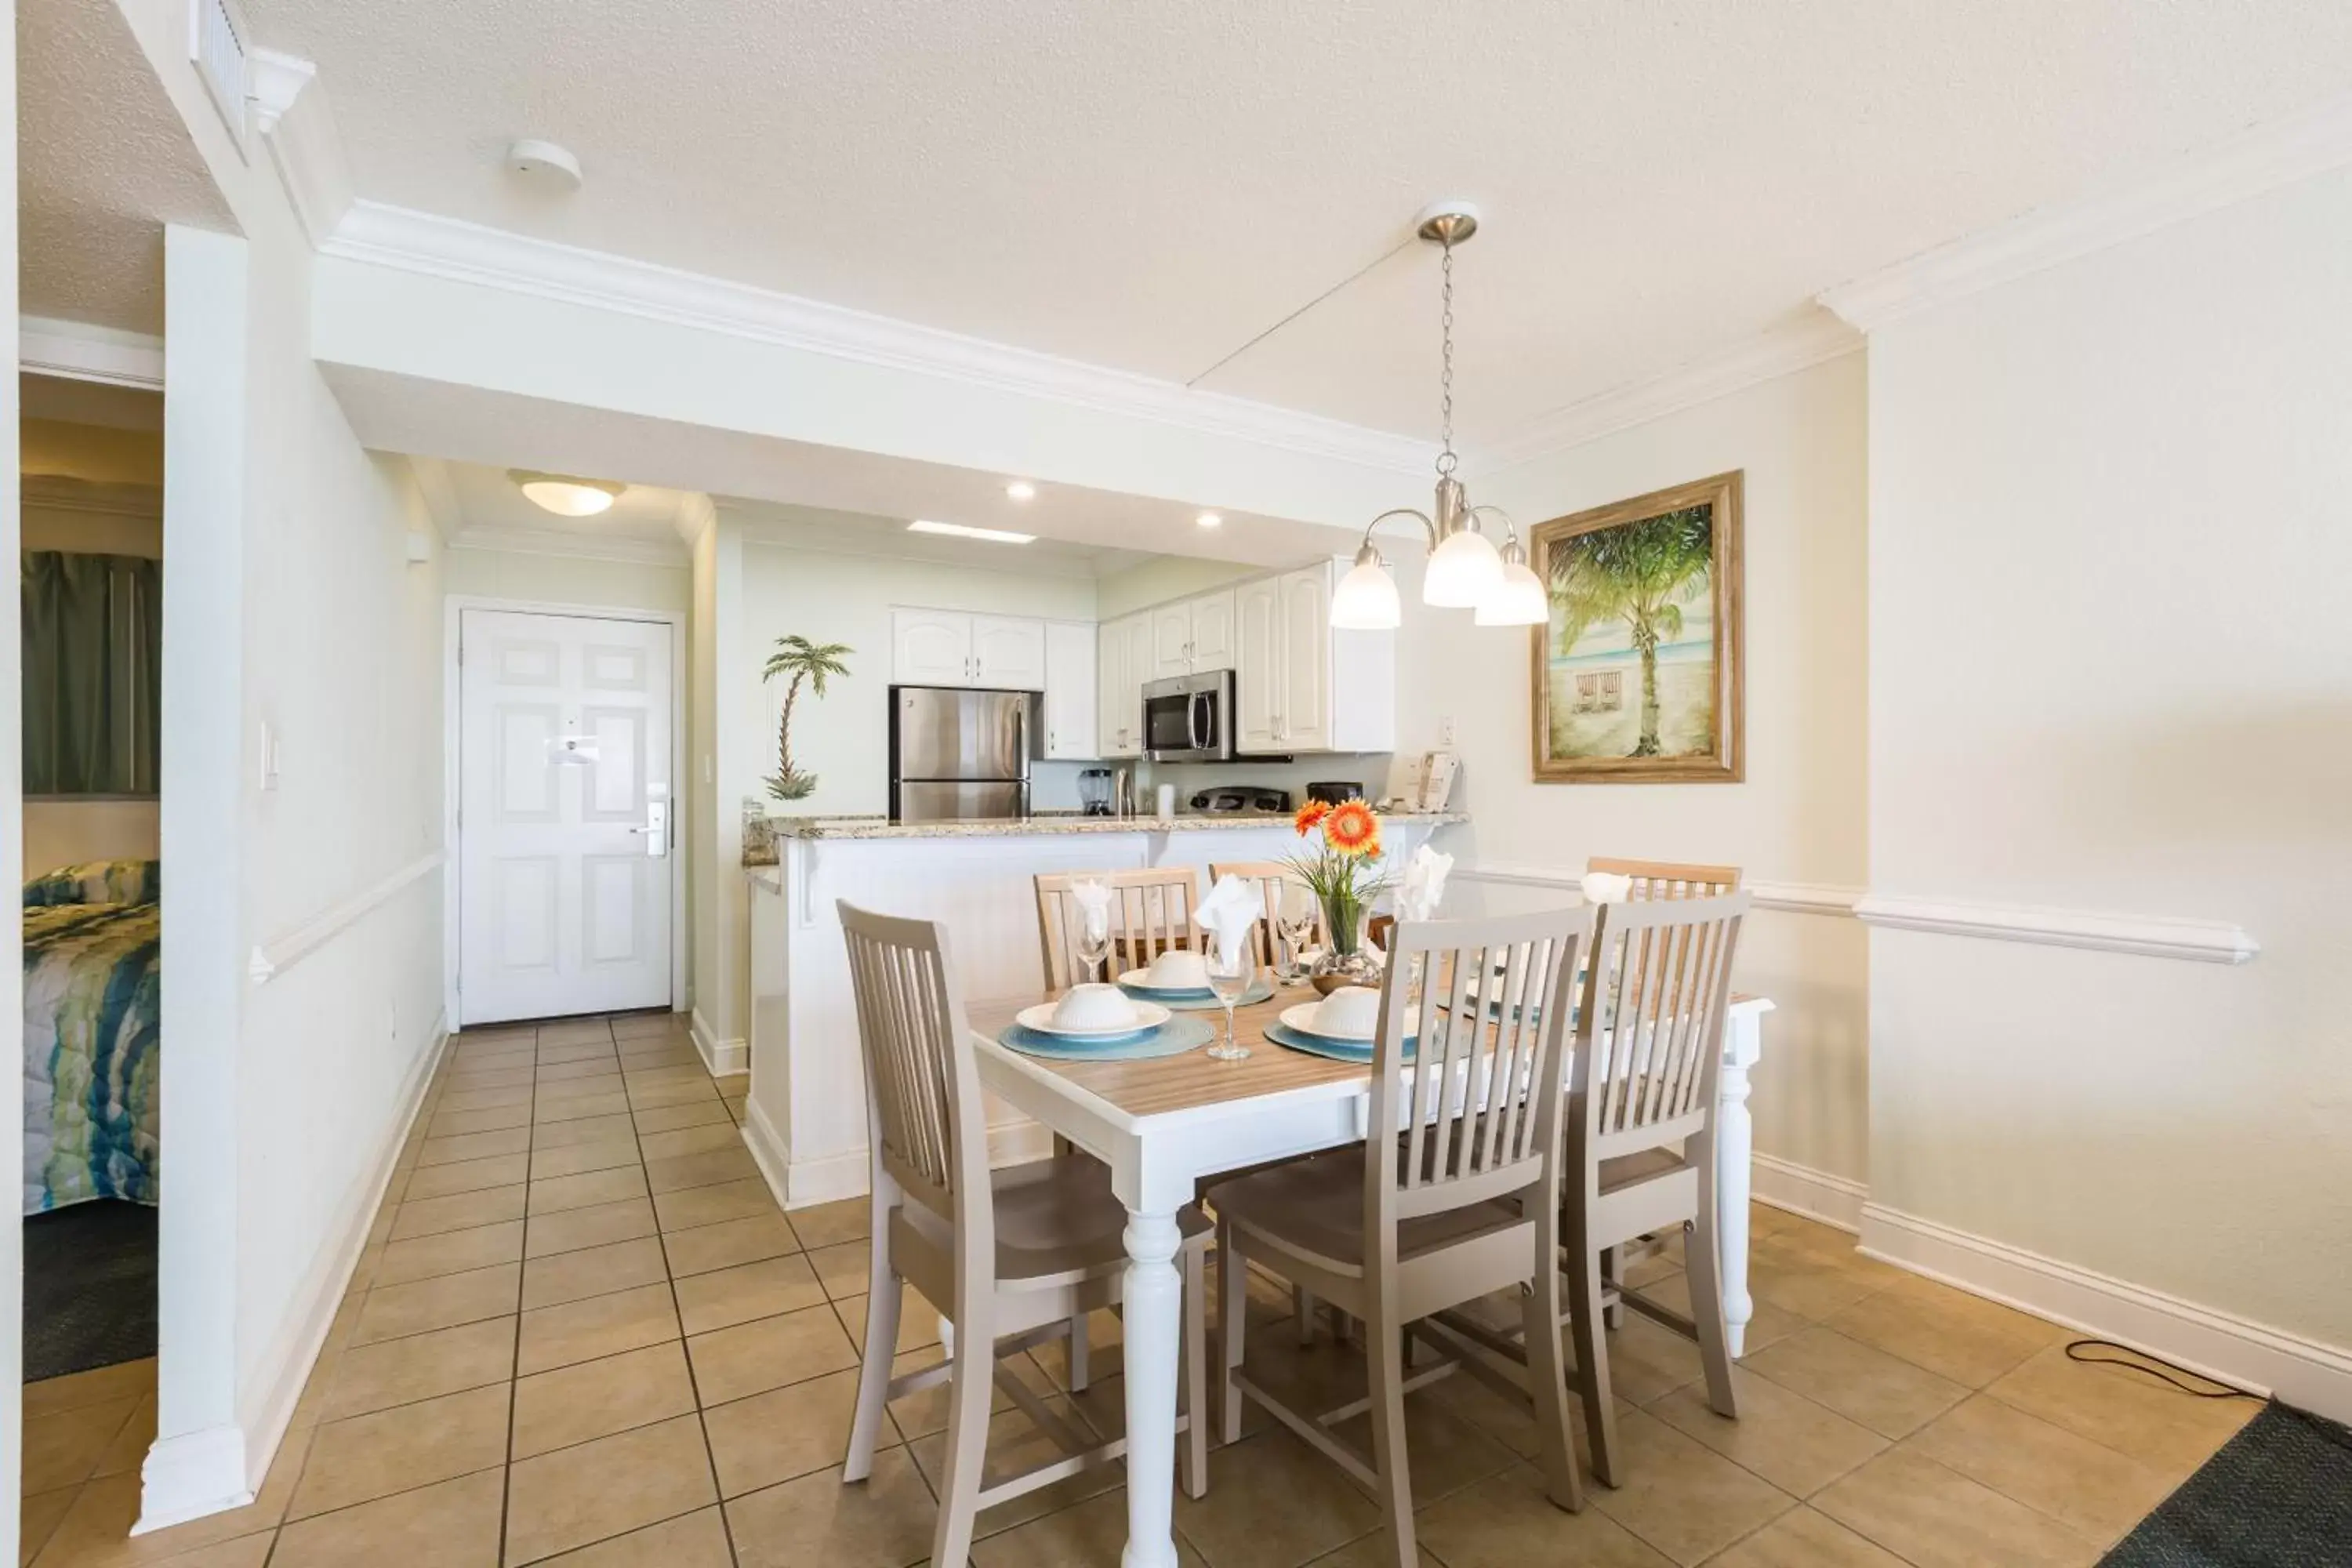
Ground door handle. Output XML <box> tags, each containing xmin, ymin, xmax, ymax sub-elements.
<box><xmin>633</xmin><ymin>800</ymin><xmax>670</xmax><ymax>858</ymax></box>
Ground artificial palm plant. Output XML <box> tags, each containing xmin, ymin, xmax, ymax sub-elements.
<box><xmin>1547</xmin><ymin>506</ymin><xmax>1713</xmax><ymax>756</ymax></box>
<box><xmin>761</xmin><ymin>634</ymin><xmax>853</xmax><ymax>800</ymax></box>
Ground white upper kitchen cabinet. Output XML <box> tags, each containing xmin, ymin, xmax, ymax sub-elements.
<box><xmin>891</xmin><ymin>608</ymin><xmax>974</xmax><ymax>686</ymax></box>
<box><xmin>1147</xmin><ymin>588</ymin><xmax>1240</xmax><ymax>680</ymax></box>
<box><xmin>1233</xmin><ymin>577</ymin><xmax>1283</xmax><ymax>753</ymax></box>
<box><xmin>1149</xmin><ymin>601</ymin><xmax>1194</xmax><ymax>681</ymax></box>
<box><xmin>1230</xmin><ymin>560</ymin><xmax>1392</xmax><ymax>754</ymax></box>
<box><xmin>971</xmin><ymin>614</ymin><xmax>1047</xmax><ymax>690</ymax></box>
<box><xmin>1098</xmin><ymin>612</ymin><xmax>1145</xmax><ymax>757</ymax></box>
<box><xmin>1041</xmin><ymin>621</ymin><xmax>1098</xmax><ymax>759</ymax></box>
<box><xmin>1278</xmin><ymin>565</ymin><xmax>1334</xmax><ymax>750</ymax></box>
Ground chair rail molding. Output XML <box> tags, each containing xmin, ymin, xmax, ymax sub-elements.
<box><xmin>249</xmin><ymin>851</ymin><xmax>445</xmax><ymax>984</ymax></box>
<box><xmin>1451</xmin><ymin>862</ymin><xmax>1864</xmax><ymax>919</ymax></box>
<box><xmin>1852</xmin><ymin>893</ymin><xmax>2257</xmax><ymax>965</ymax></box>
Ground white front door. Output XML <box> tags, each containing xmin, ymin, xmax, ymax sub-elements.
<box><xmin>459</xmin><ymin>609</ymin><xmax>675</xmax><ymax>1025</ymax></box>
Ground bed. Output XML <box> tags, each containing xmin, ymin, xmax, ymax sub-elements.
<box><xmin>24</xmin><ymin>859</ymin><xmax>160</xmax><ymax>1214</ymax></box>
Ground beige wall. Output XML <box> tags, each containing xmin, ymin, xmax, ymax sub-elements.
<box><xmin>1394</xmin><ymin>352</ymin><xmax>1873</xmax><ymax>1186</ymax></box>
<box><xmin>1094</xmin><ymin>554</ymin><xmax>1256</xmax><ymax>619</ymax></box>
<box><xmin>441</xmin><ymin>545</ymin><xmax>689</xmax><ymax>612</ymax></box>
<box><xmin>1865</xmin><ymin>166</ymin><xmax>2352</xmax><ymax>1356</ymax></box>
<box><xmin>22</xmin><ymin>415</ymin><xmax>163</xmax><ymax>487</ymax></box>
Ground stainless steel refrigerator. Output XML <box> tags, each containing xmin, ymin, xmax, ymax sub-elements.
<box><xmin>888</xmin><ymin>686</ymin><xmax>1033</xmax><ymax>823</ymax></box>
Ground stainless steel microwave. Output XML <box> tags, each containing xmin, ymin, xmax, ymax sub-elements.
<box><xmin>1142</xmin><ymin>670</ymin><xmax>1235</xmax><ymax>762</ymax></box>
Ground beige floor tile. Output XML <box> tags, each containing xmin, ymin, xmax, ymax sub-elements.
<box><xmin>673</xmin><ymin>1254</ymin><xmax>827</xmax><ymax>1336</ymax></box>
<box><xmin>1421</xmin><ymin>1460</ymin><xmax>1682</xmax><ymax>1567</ymax></box>
<box><xmin>1302</xmin><ymin>1533</ymin><xmax>1444</xmax><ymax>1567</ymax></box>
<box><xmin>1909</xmin><ymin>1392</ymin><xmax>2181</xmax><ymax>1544</ymax></box>
<box><xmin>535</xmin><ymin>1091</ymin><xmax>633</xmax><ymax>1124</ymax></box>
<box><xmin>702</xmin><ymin>1366</ymin><xmax>881</xmax><ymax>1497</ymax></box>
<box><xmin>524</xmin><ymin>1196</ymin><xmax>659</xmax><ymax>1259</ymax></box>
<box><xmin>517</xmin><ymin>1282</ymin><xmax>681</xmax><ymax>1376</ymax></box>
<box><xmin>528</xmin><ymin>1138</ymin><xmax>643</xmax><ymax>1181</ymax></box>
<box><xmin>609</xmin><ymin>1011</ymin><xmax>686</xmax><ymax>1040</ymax></box>
<box><xmin>530</xmin><ymin>1113</ymin><xmax>638</xmax><ymax>1150</ymax></box>
<box><xmin>806</xmin><ymin>1237</ymin><xmax>873</xmax><ymax>1299</ymax></box>
<box><xmin>1322</xmin><ymin>1387</ymin><xmax>1521</xmax><ymax>1511</ymax></box>
<box><xmin>287</xmin><ymin>1383</ymin><xmax>510</xmax><ymax>1520</ymax></box>
<box><xmin>539</xmin><ymin>1018</ymin><xmax>617</xmax><ymax>1046</ymax></box>
<box><xmin>662</xmin><ymin>1212</ymin><xmax>800</xmax><ymax>1277</ymax></box>
<box><xmin>627</xmin><ymin>1078</ymin><xmax>721</xmax><ymax>1107</ymax></box>
<box><xmin>1171</xmin><ymin>1426</ymin><xmax>1385</xmax><ymax>1568</ymax></box>
<box><xmin>23</xmin><ymin>1399</ymin><xmax>141</xmax><ymax>1495</ymax></box>
<box><xmin>21</xmin><ymin>1484</ymin><xmax>80</xmax><ymax>1563</ymax></box>
<box><xmin>1704</xmin><ymin>1505</ymin><xmax>1908</xmax><ymax>1566</ymax></box>
<box><xmin>442</xmin><ymin>1064</ymin><xmax>535</xmax><ymax>1091</ymax></box>
<box><xmin>785</xmin><ymin>1195</ymin><xmax>871</xmax><ymax>1250</ymax></box>
<box><xmin>512</xmin><ymin>1340</ymin><xmax>699</xmax><ymax>1459</ymax></box>
<box><xmin>387</xmin><ymin>1184</ymin><xmax>526</xmax><ymax>1241</ymax></box>
<box><xmin>536</xmin><ymin>1042</ymin><xmax>618</xmax><ymax>1067</ymax></box>
<box><xmin>1983</xmin><ymin>1344</ymin><xmax>2259</xmax><ymax>1478</ymax></box>
<box><xmin>645</xmin><ymin>1146</ymin><xmax>761</xmax><ymax>1194</ymax></box>
<box><xmin>438</xmin><ymin>1084</ymin><xmax>534</xmax><ymax>1112</ymax></box>
<box><xmin>622</xmin><ymin>1063</ymin><xmax>713</xmax><ymax>1090</ymax></box>
<box><xmin>24</xmin><ymin>1359</ymin><xmax>154</xmax><ymax>1420</ymax></box>
<box><xmin>977</xmin><ymin>1488</ymin><xmax>1211</xmax><ymax>1567</ymax></box>
<box><xmin>1742</xmin><ymin>1327</ymin><xmax>1969</xmax><ymax>1439</ymax></box>
<box><xmin>430</xmin><ymin>1104</ymin><xmax>534</xmax><ymax>1138</ymax></box>
<box><xmin>534</xmin><ymin>1074</ymin><xmax>626</xmax><ymax>1106</ymax></box>
<box><xmin>653</xmin><ymin>1177</ymin><xmax>776</xmax><ymax>1232</ymax></box>
<box><xmin>536</xmin><ymin>1506</ymin><xmax>734</xmax><ymax>1566</ymax></box>
<box><xmin>528</xmin><ymin>1164</ymin><xmax>651</xmax><ymax>1215</ymax></box>
<box><xmin>838</xmin><ymin>1286</ymin><xmax>946</xmax><ymax>1357</ymax></box>
<box><xmin>1745</xmin><ymin>1232</ymin><xmax>1905</xmax><ymax>1322</ymax></box>
<box><xmin>1592</xmin><ymin>1311</ymin><xmax>1711</xmax><ymax>1406</ymax></box>
<box><xmin>687</xmin><ymin>1301</ymin><xmax>859</xmax><ymax>1406</ymax></box>
<box><xmin>1815</xmin><ymin>1448</ymin><xmax>2104</xmax><ymax>1567</ymax></box>
<box><xmin>534</xmin><ymin>1058</ymin><xmax>623</xmax><ymax>1085</ymax></box>
<box><xmin>619</xmin><ymin>1048</ymin><xmax>706</xmax><ymax>1075</ymax></box>
<box><xmin>633</xmin><ymin>1098</ymin><xmax>735</xmax><ymax>1134</ymax></box>
<box><xmin>352</xmin><ymin>1262</ymin><xmax>520</xmax><ymax>1345</ymax></box>
<box><xmin>505</xmin><ymin>1413</ymin><xmax>717</xmax><ymax>1565</ymax></box>
<box><xmin>637</xmin><ymin>1123</ymin><xmax>745</xmax><ymax>1162</ymax></box>
<box><xmin>416</xmin><ymin>1127</ymin><xmax>531</xmax><ymax>1167</ymax></box>
<box><xmin>1640</xmin><ymin>1270</ymin><xmax>1809</xmax><ymax>1357</ymax></box>
<box><xmin>375</xmin><ymin>1221</ymin><xmax>524</xmax><ymax>1287</ymax></box>
<box><xmin>908</xmin><ymin>1396</ymin><xmax>1127</xmax><ymax>1538</ymax></box>
<box><xmin>1585</xmin><ymin>1406</ymin><xmax>1795</xmax><ymax>1565</ymax></box>
<box><xmin>31</xmin><ymin>1468</ymin><xmax>271</xmax><ymax>1566</ymax></box>
<box><xmin>320</xmin><ymin>1317</ymin><xmax>517</xmax><ymax>1420</ymax></box>
<box><xmin>1649</xmin><ymin>1365</ymin><xmax>1889</xmax><ymax>1499</ymax></box>
<box><xmin>884</xmin><ymin>1345</ymin><xmax>1029</xmax><ymax>1442</ymax></box>
<box><xmin>93</xmin><ymin>1396</ymin><xmax>157</xmax><ymax>1478</ymax></box>
<box><xmin>723</xmin><ymin>1450</ymin><xmax>938</xmax><ymax>1568</ymax></box>
<box><xmin>268</xmin><ymin>1468</ymin><xmax>504</xmax><ymax>1568</ymax></box>
<box><xmin>401</xmin><ymin>1152</ymin><xmax>529</xmax><ymax>1201</ymax></box>
<box><xmin>521</xmin><ymin>1236</ymin><xmax>673</xmax><ymax>1312</ymax></box>
<box><xmin>1824</xmin><ymin>1276</ymin><xmax>2060</xmax><ymax>1389</ymax></box>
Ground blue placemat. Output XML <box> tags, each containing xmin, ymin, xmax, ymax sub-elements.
<box><xmin>1263</xmin><ymin>1022</ymin><xmax>1418</xmax><ymax>1063</ymax></box>
<box><xmin>999</xmin><ymin>1014</ymin><xmax>1215</xmax><ymax>1062</ymax></box>
<box><xmin>1117</xmin><ymin>978</ymin><xmax>1276</xmax><ymax>1011</ymax></box>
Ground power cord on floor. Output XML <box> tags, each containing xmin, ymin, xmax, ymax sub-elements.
<box><xmin>2063</xmin><ymin>1339</ymin><xmax>2264</xmax><ymax>1403</ymax></box>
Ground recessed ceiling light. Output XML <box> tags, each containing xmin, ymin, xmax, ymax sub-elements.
<box><xmin>509</xmin><ymin>470</ymin><xmax>624</xmax><ymax>516</ymax></box>
<box><xmin>506</xmin><ymin>139</ymin><xmax>583</xmax><ymax>194</ymax></box>
<box><xmin>1196</xmin><ymin>512</ymin><xmax>1223</xmax><ymax>528</ymax></box>
<box><xmin>909</xmin><ymin>520</ymin><xmax>1034</xmax><ymax>544</ymax></box>
<box><xmin>1004</xmin><ymin>481</ymin><xmax>1036</xmax><ymax>501</ymax></box>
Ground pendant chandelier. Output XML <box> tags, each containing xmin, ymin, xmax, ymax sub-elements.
<box><xmin>1328</xmin><ymin>203</ymin><xmax>1547</xmax><ymax>630</ymax></box>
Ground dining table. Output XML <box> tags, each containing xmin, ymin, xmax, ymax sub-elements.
<box><xmin>968</xmin><ymin>980</ymin><xmax>1774</xmax><ymax>1568</ymax></box>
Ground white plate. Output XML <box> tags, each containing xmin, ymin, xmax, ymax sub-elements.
<box><xmin>1117</xmin><ymin>968</ymin><xmax>1209</xmax><ymax>994</ymax></box>
<box><xmin>1017</xmin><ymin>999</ymin><xmax>1172</xmax><ymax>1038</ymax></box>
<box><xmin>1279</xmin><ymin>1001</ymin><xmax>1374</xmax><ymax>1043</ymax></box>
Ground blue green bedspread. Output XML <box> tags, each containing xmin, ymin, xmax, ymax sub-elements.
<box><xmin>23</xmin><ymin>862</ymin><xmax>160</xmax><ymax>1213</ymax></box>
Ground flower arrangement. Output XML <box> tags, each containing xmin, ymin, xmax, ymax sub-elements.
<box><xmin>1284</xmin><ymin>797</ymin><xmax>1389</xmax><ymax>971</ymax></box>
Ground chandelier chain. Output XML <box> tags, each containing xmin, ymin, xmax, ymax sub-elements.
<box><xmin>1436</xmin><ymin>239</ymin><xmax>1457</xmax><ymax>476</ymax></box>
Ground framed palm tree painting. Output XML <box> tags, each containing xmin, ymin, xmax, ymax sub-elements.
<box><xmin>1528</xmin><ymin>471</ymin><xmax>1743</xmax><ymax>782</ymax></box>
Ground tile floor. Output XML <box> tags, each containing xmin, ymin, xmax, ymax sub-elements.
<box><xmin>18</xmin><ymin>1011</ymin><xmax>2256</xmax><ymax>1566</ymax></box>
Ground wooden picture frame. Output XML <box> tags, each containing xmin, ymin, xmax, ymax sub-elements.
<box><xmin>1528</xmin><ymin>471</ymin><xmax>1743</xmax><ymax>783</ymax></box>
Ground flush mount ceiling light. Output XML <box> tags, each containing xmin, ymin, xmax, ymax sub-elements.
<box><xmin>1004</xmin><ymin>481</ymin><xmax>1036</xmax><ymax>501</ymax></box>
<box><xmin>908</xmin><ymin>519</ymin><xmax>1035</xmax><ymax>544</ymax></box>
<box><xmin>506</xmin><ymin>139</ymin><xmax>583</xmax><ymax>194</ymax></box>
<box><xmin>1196</xmin><ymin>512</ymin><xmax>1222</xmax><ymax>528</ymax></box>
<box><xmin>509</xmin><ymin>470</ymin><xmax>625</xmax><ymax>517</ymax></box>
<box><xmin>1329</xmin><ymin>202</ymin><xmax>1545</xmax><ymax>631</ymax></box>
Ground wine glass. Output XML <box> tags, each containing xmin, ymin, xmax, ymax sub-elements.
<box><xmin>1076</xmin><ymin>920</ymin><xmax>1111</xmax><ymax>985</ymax></box>
<box><xmin>1276</xmin><ymin>883</ymin><xmax>1318</xmax><ymax>984</ymax></box>
<box><xmin>1204</xmin><ymin>942</ymin><xmax>1257</xmax><ymax>1062</ymax></box>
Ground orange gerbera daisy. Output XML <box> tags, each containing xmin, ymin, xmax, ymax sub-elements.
<box><xmin>1323</xmin><ymin>798</ymin><xmax>1380</xmax><ymax>856</ymax></box>
<box><xmin>1293</xmin><ymin>799</ymin><xmax>1330</xmax><ymax>835</ymax></box>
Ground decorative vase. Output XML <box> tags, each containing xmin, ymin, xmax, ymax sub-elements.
<box><xmin>1308</xmin><ymin>895</ymin><xmax>1381</xmax><ymax>995</ymax></box>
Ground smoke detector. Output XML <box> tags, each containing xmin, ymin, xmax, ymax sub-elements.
<box><xmin>505</xmin><ymin>139</ymin><xmax>583</xmax><ymax>194</ymax></box>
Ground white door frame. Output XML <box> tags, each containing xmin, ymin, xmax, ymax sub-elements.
<box><xmin>442</xmin><ymin>597</ymin><xmax>689</xmax><ymax>1028</ymax></box>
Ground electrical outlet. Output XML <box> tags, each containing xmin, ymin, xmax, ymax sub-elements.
<box><xmin>1439</xmin><ymin>716</ymin><xmax>1457</xmax><ymax>747</ymax></box>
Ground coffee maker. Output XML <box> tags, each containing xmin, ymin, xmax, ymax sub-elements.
<box><xmin>1076</xmin><ymin>768</ymin><xmax>1115</xmax><ymax>817</ymax></box>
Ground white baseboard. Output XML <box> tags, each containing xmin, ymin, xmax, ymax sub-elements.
<box><xmin>140</xmin><ymin>1017</ymin><xmax>450</xmax><ymax>1532</ymax></box>
<box><xmin>739</xmin><ymin>1097</ymin><xmax>1057</xmax><ymax>1214</ymax></box>
<box><xmin>1751</xmin><ymin>1154</ymin><xmax>1867</xmax><ymax>1233</ymax></box>
<box><xmin>689</xmin><ymin>1007</ymin><xmax>747</xmax><ymax>1077</ymax></box>
<box><xmin>1861</xmin><ymin>1203</ymin><xmax>2352</xmax><ymax>1424</ymax></box>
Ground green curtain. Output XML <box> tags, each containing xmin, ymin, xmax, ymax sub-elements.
<box><xmin>22</xmin><ymin>551</ymin><xmax>161</xmax><ymax>796</ymax></box>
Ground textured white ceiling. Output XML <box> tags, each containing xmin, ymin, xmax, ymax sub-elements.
<box><xmin>240</xmin><ymin>0</ymin><xmax>2352</xmax><ymax>440</ymax></box>
<box><xmin>19</xmin><ymin>0</ymin><xmax>238</xmax><ymax>332</ymax></box>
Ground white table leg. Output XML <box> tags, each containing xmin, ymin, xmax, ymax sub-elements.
<box><xmin>1119</xmin><ymin>1208</ymin><xmax>1185</xmax><ymax>1568</ymax></box>
<box><xmin>1716</xmin><ymin>1010</ymin><xmax>1763</xmax><ymax>1359</ymax></box>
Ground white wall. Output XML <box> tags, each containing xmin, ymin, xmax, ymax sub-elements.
<box><xmin>1094</xmin><ymin>554</ymin><xmax>1255</xmax><ymax>619</ymax></box>
<box><xmin>1864</xmin><ymin>166</ymin><xmax>2352</xmax><ymax>1364</ymax></box>
<box><xmin>1396</xmin><ymin>354</ymin><xmax>1874</xmax><ymax>1188</ymax></box>
<box><xmin>441</xmin><ymin>545</ymin><xmax>689</xmax><ymax>613</ymax></box>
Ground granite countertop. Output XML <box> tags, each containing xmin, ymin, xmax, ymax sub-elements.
<box><xmin>742</xmin><ymin>809</ymin><xmax>1468</xmax><ymax>861</ymax></box>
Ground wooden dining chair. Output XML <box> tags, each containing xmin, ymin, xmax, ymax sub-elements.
<box><xmin>837</xmin><ymin>901</ymin><xmax>1211</xmax><ymax>1566</ymax></box>
<box><xmin>1586</xmin><ymin>856</ymin><xmax>1743</xmax><ymax>900</ymax></box>
<box><xmin>1034</xmin><ymin>866</ymin><xmax>1202</xmax><ymax>993</ymax></box>
<box><xmin>1207</xmin><ymin>858</ymin><xmax>1319</xmax><ymax>970</ymax></box>
<box><xmin>1211</xmin><ymin>908</ymin><xmax>1588</xmax><ymax>1563</ymax></box>
<box><xmin>1559</xmin><ymin>891</ymin><xmax>1749</xmax><ymax>1486</ymax></box>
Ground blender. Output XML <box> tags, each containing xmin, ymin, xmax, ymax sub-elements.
<box><xmin>1077</xmin><ymin>768</ymin><xmax>1114</xmax><ymax>817</ymax></box>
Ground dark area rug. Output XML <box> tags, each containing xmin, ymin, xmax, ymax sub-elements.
<box><xmin>2101</xmin><ymin>1400</ymin><xmax>2352</xmax><ymax>1566</ymax></box>
<box><xmin>23</xmin><ymin>1200</ymin><xmax>158</xmax><ymax>1383</ymax></box>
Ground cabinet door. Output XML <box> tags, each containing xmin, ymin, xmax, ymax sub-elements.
<box><xmin>1042</xmin><ymin>622</ymin><xmax>1098</xmax><ymax>759</ymax></box>
<box><xmin>1233</xmin><ymin>577</ymin><xmax>1283</xmax><ymax>753</ymax></box>
<box><xmin>1100</xmin><ymin>615</ymin><xmax>1145</xmax><ymax>757</ymax></box>
<box><xmin>891</xmin><ymin>608</ymin><xmax>973</xmax><ymax>686</ymax></box>
<box><xmin>1187</xmin><ymin>589</ymin><xmax>1237</xmax><ymax>671</ymax></box>
<box><xmin>970</xmin><ymin>615</ymin><xmax>1047</xmax><ymax>691</ymax></box>
<box><xmin>1122</xmin><ymin>615</ymin><xmax>1156</xmax><ymax>752</ymax></box>
<box><xmin>1279</xmin><ymin>567</ymin><xmax>1332</xmax><ymax>750</ymax></box>
<box><xmin>1150</xmin><ymin>602</ymin><xmax>1194</xmax><ymax>681</ymax></box>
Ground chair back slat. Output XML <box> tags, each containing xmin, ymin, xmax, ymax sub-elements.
<box><xmin>1209</xmin><ymin>860</ymin><xmax>1323</xmax><ymax>969</ymax></box>
<box><xmin>1573</xmin><ymin>892</ymin><xmax>1748</xmax><ymax>1153</ymax></box>
<box><xmin>1034</xmin><ymin>867</ymin><xmax>1202</xmax><ymax>992</ymax></box>
<box><xmin>1588</xmin><ymin>856</ymin><xmax>1743</xmax><ymax>902</ymax></box>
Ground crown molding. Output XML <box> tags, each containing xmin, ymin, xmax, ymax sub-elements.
<box><xmin>23</xmin><ymin>474</ymin><xmax>164</xmax><ymax>518</ymax></box>
<box><xmin>1820</xmin><ymin>91</ymin><xmax>2352</xmax><ymax>331</ymax></box>
<box><xmin>248</xmin><ymin>49</ymin><xmax>355</xmax><ymax>247</ymax></box>
<box><xmin>445</xmin><ymin>524</ymin><xmax>687</xmax><ymax>567</ymax></box>
<box><xmin>20</xmin><ymin>317</ymin><xmax>165</xmax><ymax>390</ymax></box>
<box><xmin>318</xmin><ymin>201</ymin><xmax>1434</xmax><ymax>477</ymax></box>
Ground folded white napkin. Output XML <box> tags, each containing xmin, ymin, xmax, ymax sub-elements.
<box><xmin>1069</xmin><ymin>877</ymin><xmax>1114</xmax><ymax>941</ymax></box>
<box><xmin>1193</xmin><ymin>874</ymin><xmax>1264</xmax><ymax>970</ymax></box>
<box><xmin>1396</xmin><ymin>844</ymin><xmax>1454</xmax><ymax>923</ymax></box>
<box><xmin>1581</xmin><ymin>870</ymin><xmax>1635</xmax><ymax>905</ymax></box>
